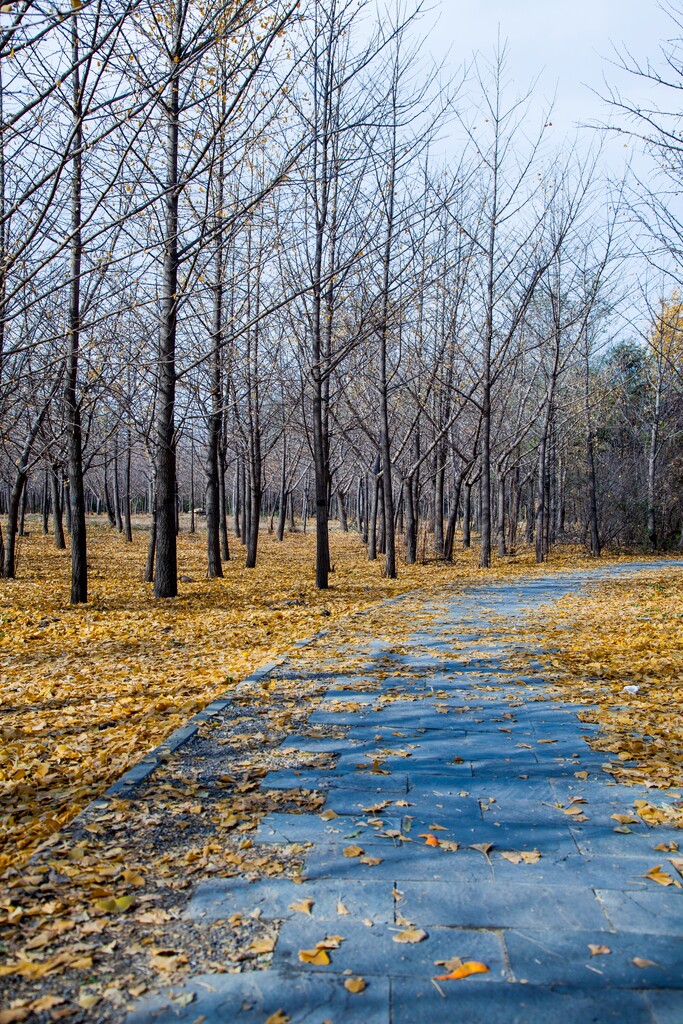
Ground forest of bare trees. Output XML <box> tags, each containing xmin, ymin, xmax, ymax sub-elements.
<box><xmin>1</xmin><ymin>0</ymin><xmax>682</xmax><ymax>603</ymax></box>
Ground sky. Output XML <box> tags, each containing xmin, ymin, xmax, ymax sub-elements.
<box><xmin>422</xmin><ymin>0</ymin><xmax>675</xmax><ymax>171</ymax></box>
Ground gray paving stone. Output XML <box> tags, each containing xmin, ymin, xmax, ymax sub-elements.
<box><xmin>126</xmin><ymin>969</ymin><xmax>391</xmax><ymax>1023</ymax></box>
<box><xmin>505</xmin><ymin>928</ymin><xmax>683</xmax><ymax>988</ymax></box>
<box><xmin>491</xmin><ymin>851</ymin><xmax>670</xmax><ymax>890</ymax></box>
<box><xmin>597</xmin><ymin>888</ymin><xmax>683</xmax><ymax>934</ymax></box>
<box><xmin>391</xmin><ymin>978</ymin><xmax>655</xmax><ymax>1022</ymax></box>
<box><xmin>395</xmin><ymin>879</ymin><xmax>610</xmax><ymax>930</ymax></box>
<box><xmin>260</xmin><ymin>770</ymin><xmax>332</xmax><ymax>790</ymax></box>
<box><xmin>273</xmin><ymin>918</ymin><xmax>507</xmax><ymax>979</ymax></box>
<box><xmin>186</xmin><ymin>876</ymin><xmax>397</xmax><ymax>924</ymax></box>
<box><xmin>303</xmin><ymin>841</ymin><xmax>494</xmax><ymax>884</ymax></box>
<box><xmin>646</xmin><ymin>989</ymin><xmax>683</xmax><ymax>1024</ymax></box>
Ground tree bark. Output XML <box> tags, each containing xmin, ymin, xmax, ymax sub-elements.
<box><xmin>154</xmin><ymin>24</ymin><xmax>182</xmax><ymax>598</ymax></box>
<box><xmin>65</xmin><ymin>13</ymin><xmax>87</xmax><ymax>603</ymax></box>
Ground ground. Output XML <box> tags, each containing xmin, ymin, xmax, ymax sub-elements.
<box><xmin>0</xmin><ymin>522</ymin><xmax>681</xmax><ymax>1022</ymax></box>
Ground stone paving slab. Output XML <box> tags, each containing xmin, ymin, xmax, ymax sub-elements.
<box><xmin>504</xmin><ymin>928</ymin><xmax>683</xmax><ymax>987</ymax></box>
<box><xmin>596</xmin><ymin>888</ymin><xmax>683</xmax><ymax>934</ymax></box>
<box><xmin>272</xmin><ymin>919</ymin><xmax>507</xmax><ymax>979</ymax></box>
<box><xmin>125</xmin><ymin>561</ymin><xmax>683</xmax><ymax>1023</ymax></box>
<box><xmin>127</xmin><ymin>970</ymin><xmax>392</xmax><ymax>1024</ymax></box>
<box><xmin>186</xmin><ymin>877</ymin><xmax>397</xmax><ymax>925</ymax></box>
<box><xmin>390</xmin><ymin>979</ymin><xmax>655</xmax><ymax>1024</ymax></box>
<box><xmin>395</xmin><ymin>878</ymin><xmax>611</xmax><ymax>930</ymax></box>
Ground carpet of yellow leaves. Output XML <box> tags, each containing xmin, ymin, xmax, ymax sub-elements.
<box><xmin>0</xmin><ymin>517</ymin><xmax>667</xmax><ymax>876</ymax></box>
<box><xmin>516</xmin><ymin>569</ymin><xmax>683</xmax><ymax>792</ymax></box>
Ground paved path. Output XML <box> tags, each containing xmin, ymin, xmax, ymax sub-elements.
<box><xmin>128</xmin><ymin>563</ymin><xmax>683</xmax><ymax>1024</ymax></box>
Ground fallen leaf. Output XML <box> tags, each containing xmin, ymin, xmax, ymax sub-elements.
<box><xmin>150</xmin><ymin>949</ymin><xmax>188</xmax><ymax>971</ymax></box>
<box><xmin>632</xmin><ymin>957</ymin><xmax>660</xmax><ymax>969</ymax></box>
<box><xmin>343</xmin><ymin>846</ymin><xmax>364</xmax><ymax>858</ymax></box>
<box><xmin>440</xmin><ymin>840</ymin><xmax>459</xmax><ymax>852</ymax></box>
<box><xmin>669</xmin><ymin>857</ymin><xmax>683</xmax><ymax>878</ymax></box>
<box><xmin>94</xmin><ymin>894</ymin><xmax>135</xmax><ymax>914</ymax></box>
<box><xmin>298</xmin><ymin>948</ymin><xmax>331</xmax><ymax>966</ymax></box>
<box><xmin>344</xmin><ymin>977</ymin><xmax>367</xmax><ymax>993</ymax></box>
<box><xmin>392</xmin><ymin>928</ymin><xmax>428</xmax><ymax>944</ymax></box>
<box><xmin>470</xmin><ymin>843</ymin><xmax>493</xmax><ymax>864</ymax></box>
<box><xmin>29</xmin><ymin>997</ymin><xmax>64</xmax><ymax>1012</ymax></box>
<box><xmin>435</xmin><ymin>961</ymin><xmax>490</xmax><ymax>980</ymax></box>
<box><xmin>360</xmin><ymin>856</ymin><xmax>382</xmax><ymax>866</ymax></box>
<box><xmin>645</xmin><ymin>865</ymin><xmax>676</xmax><ymax>887</ymax></box>
<box><xmin>249</xmin><ymin>936</ymin><xmax>276</xmax><ymax>954</ymax></box>
<box><xmin>588</xmin><ymin>944</ymin><xmax>611</xmax><ymax>956</ymax></box>
<box><xmin>320</xmin><ymin>810</ymin><xmax>339</xmax><ymax>821</ymax></box>
<box><xmin>77</xmin><ymin>994</ymin><xmax>100</xmax><ymax>1010</ymax></box>
<box><xmin>289</xmin><ymin>898</ymin><xmax>314</xmax><ymax>916</ymax></box>
<box><xmin>336</xmin><ymin>901</ymin><xmax>350</xmax><ymax>915</ymax></box>
<box><xmin>264</xmin><ymin>1012</ymin><xmax>290</xmax><ymax>1024</ymax></box>
<box><xmin>420</xmin><ymin>833</ymin><xmax>440</xmax><ymax>847</ymax></box>
<box><xmin>172</xmin><ymin>993</ymin><xmax>196</xmax><ymax>1007</ymax></box>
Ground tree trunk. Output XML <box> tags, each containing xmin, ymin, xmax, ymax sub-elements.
<box><xmin>404</xmin><ymin>475</ymin><xmax>417</xmax><ymax>564</ymax></box>
<box><xmin>368</xmin><ymin>457</ymin><xmax>380</xmax><ymax>560</ymax></box>
<box><xmin>302</xmin><ymin>474</ymin><xmax>309</xmax><ymax>534</ymax></box>
<box><xmin>123</xmin><ymin>431</ymin><xmax>133</xmax><ymax>542</ymax></box>
<box><xmin>233</xmin><ymin>462</ymin><xmax>240</xmax><ymax>538</ymax></box>
<box><xmin>337</xmin><ymin>488</ymin><xmax>348</xmax><ymax>532</ymax></box>
<box><xmin>433</xmin><ymin>457</ymin><xmax>445</xmax><ymax>555</ymax></box>
<box><xmin>218</xmin><ymin>453</ymin><xmax>230</xmax><ymax>562</ymax></box>
<box><xmin>276</xmin><ymin>442</ymin><xmax>287</xmax><ymax>542</ymax></box>
<box><xmin>145</xmin><ymin>484</ymin><xmax>156</xmax><ymax>583</ymax></box>
<box><xmin>496</xmin><ymin>470</ymin><xmax>506</xmax><ymax>557</ymax></box>
<box><xmin>189</xmin><ymin>442</ymin><xmax>195</xmax><ymax>535</ymax></box>
<box><xmin>245</xmin><ymin>452</ymin><xmax>261</xmax><ymax>568</ymax></box>
<box><xmin>647</xmin><ymin>375</ymin><xmax>661</xmax><ymax>549</ymax></box>
<box><xmin>462</xmin><ymin>483</ymin><xmax>471</xmax><ymax>549</ymax></box>
<box><xmin>103</xmin><ymin>453</ymin><xmax>116</xmax><ymax>527</ymax></box>
<box><xmin>65</xmin><ymin>13</ymin><xmax>87</xmax><ymax>603</ymax></box>
<box><xmin>51</xmin><ymin>467</ymin><xmax>66</xmax><ymax>549</ymax></box>
<box><xmin>444</xmin><ymin>476</ymin><xmax>463</xmax><ymax>563</ymax></box>
<box><xmin>113</xmin><ymin>438</ymin><xmax>123</xmax><ymax>532</ymax></box>
<box><xmin>535</xmin><ymin>408</ymin><xmax>552</xmax><ymax>563</ymax></box>
<box><xmin>154</xmin><ymin>27</ymin><xmax>182</xmax><ymax>599</ymax></box>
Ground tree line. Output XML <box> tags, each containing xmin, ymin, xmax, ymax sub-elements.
<box><xmin>0</xmin><ymin>0</ymin><xmax>681</xmax><ymax>603</ymax></box>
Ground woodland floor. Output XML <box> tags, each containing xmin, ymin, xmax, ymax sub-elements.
<box><xmin>0</xmin><ymin>522</ymin><xmax>682</xmax><ymax>1021</ymax></box>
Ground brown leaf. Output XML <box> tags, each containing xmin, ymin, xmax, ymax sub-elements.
<box><xmin>645</xmin><ymin>865</ymin><xmax>676</xmax><ymax>887</ymax></box>
<box><xmin>336</xmin><ymin>901</ymin><xmax>350</xmax><ymax>915</ymax></box>
<box><xmin>419</xmin><ymin>833</ymin><xmax>440</xmax><ymax>847</ymax></box>
<box><xmin>344</xmin><ymin>977</ymin><xmax>367</xmax><ymax>993</ymax></box>
<box><xmin>343</xmin><ymin>846</ymin><xmax>364</xmax><ymax>858</ymax></box>
<box><xmin>249</xmin><ymin>936</ymin><xmax>276</xmax><ymax>954</ymax></box>
<box><xmin>298</xmin><ymin>948</ymin><xmax>331</xmax><ymax>966</ymax></box>
<box><xmin>588</xmin><ymin>944</ymin><xmax>611</xmax><ymax>956</ymax></box>
<box><xmin>470</xmin><ymin>843</ymin><xmax>493</xmax><ymax>864</ymax></box>
<box><xmin>288</xmin><ymin>898</ymin><xmax>314</xmax><ymax>916</ymax></box>
<box><xmin>264</xmin><ymin>1012</ymin><xmax>290</xmax><ymax>1024</ymax></box>
<box><xmin>632</xmin><ymin>957</ymin><xmax>660</xmax><ymax>969</ymax></box>
<box><xmin>392</xmin><ymin>928</ymin><xmax>428</xmax><ymax>944</ymax></box>
<box><xmin>320</xmin><ymin>810</ymin><xmax>339</xmax><ymax>821</ymax></box>
<box><xmin>669</xmin><ymin>857</ymin><xmax>683</xmax><ymax>878</ymax></box>
<box><xmin>360</xmin><ymin>856</ymin><xmax>382</xmax><ymax>866</ymax></box>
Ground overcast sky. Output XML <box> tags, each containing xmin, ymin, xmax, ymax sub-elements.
<box><xmin>422</xmin><ymin>1</ymin><xmax>675</xmax><ymax>169</ymax></box>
